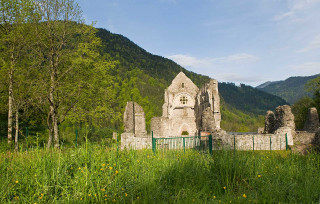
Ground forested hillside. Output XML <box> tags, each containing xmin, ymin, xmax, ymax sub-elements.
<box><xmin>95</xmin><ymin>28</ymin><xmax>287</xmax><ymax>131</ymax></box>
<box><xmin>257</xmin><ymin>74</ymin><xmax>320</xmax><ymax>104</ymax></box>
<box><xmin>0</xmin><ymin>21</ymin><xmax>289</xmax><ymax>146</ymax></box>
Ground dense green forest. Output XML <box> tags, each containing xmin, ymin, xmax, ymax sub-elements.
<box><xmin>257</xmin><ymin>74</ymin><xmax>320</xmax><ymax>104</ymax></box>
<box><xmin>0</xmin><ymin>0</ymin><xmax>290</xmax><ymax>149</ymax></box>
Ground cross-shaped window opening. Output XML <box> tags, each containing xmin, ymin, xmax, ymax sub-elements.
<box><xmin>180</xmin><ymin>96</ymin><xmax>188</xmax><ymax>104</ymax></box>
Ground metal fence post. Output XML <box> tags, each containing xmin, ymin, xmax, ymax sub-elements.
<box><xmin>152</xmin><ymin>131</ymin><xmax>156</xmax><ymax>154</ymax></box>
<box><xmin>270</xmin><ymin>136</ymin><xmax>272</xmax><ymax>152</ymax></box>
<box><xmin>75</xmin><ymin>128</ymin><xmax>78</xmax><ymax>148</ymax></box>
<box><xmin>208</xmin><ymin>134</ymin><xmax>213</xmax><ymax>155</ymax></box>
<box><xmin>25</xmin><ymin>127</ymin><xmax>28</xmax><ymax>138</ymax></box>
<box><xmin>285</xmin><ymin>133</ymin><xmax>288</xmax><ymax>151</ymax></box>
<box><xmin>253</xmin><ymin>136</ymin><xmax>254</xmax><ymax>152</ymax></box>
<box><xmin>183</xmin><ymin>137</ymin><xmax>185</xmax><ymax>153</ymax></box>
<box><xmin>234</xmin><ymin>135</ymin><xmax>236</xmax><ymax>153</ymax></box>
<box><xmin>116</xmin><ymin>132</ymin><xmax>119</xmax><ymax>153</ymax></box>
<box><xmin>280</xmin><ymin>137</ymin><xmax>281</xmax><ymax>150</ymax></box>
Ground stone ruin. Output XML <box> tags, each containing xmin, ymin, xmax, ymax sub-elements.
<box><xmin>264</xmin><ymin>105</ymin><xmax>295</xmax><ymax>145</ymax></box>
<box><xmin>195</xmin><ymin>79</ymin><xmax>221</xmax><ymax>133</ymax></box>
<box><xmin>303</xmin><ymin>107</ymin><xmax>320</xmax><ymax>133</ymax></box>
<box><xmin>150</xmin><ymin>72</ymin><xmax>221</xmax><ymax>137</ymax></box>
<box><xmin>123</xmin><ymin>101</ymin><xmax>147</xmax><ymax>136</ymax></box>
<box><xmin>121</xmin><ymin>72</ymin><xmax>222</xmax><ymax>149</ymax></box>
<box><xmin>121</xmin><ymin>101</ymin><xmax>150</xmax><ymax>149</ymax></box>
<box><xmin>293</xmin><ymin>107</ymin><xmax>320</xmax><ymax>154</ymax></box>
<box><xmin>120</xmin><ymin>72</ymin><xmax>320</xmax><ymax>153</ymax></box>
<box><xmin>264</xmin><ymin>105</ymin><xmax>320</xmax><ymax>154</ymax></box>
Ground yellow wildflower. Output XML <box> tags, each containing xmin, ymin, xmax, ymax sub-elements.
<box><xmin>88</xmin><ymin>194</ymin><xmax>91</xmax><ymax>197</ymax></box>
<box><xmin>213</xmin><ymin>196</ymin><xmax>216</xmax><ymax>199</ymax></box>
<box><xmin>15</xmin><ymin>180</ymin><xmax>18</xmax><ymax>184</ymax></box>
<box><xmin>243</xmin><ymin>194</ymin><xmax>247</xmax><ymax>198</ymax></box>
<box><xmin>257</xmin><ymin>175</ymin><xmax>261</xmax><ymax>178</ymax></box>
<box><xmin>102</xmin><ymin>164</ymin><xmax>106</xmax><ymax>167</ymax></box>
<box><xmin>101</xmin><ymin>188</ymin><xmax>105</xmax><ymax>192</ymax></box>
<box><xmin>125</xmin><ymin>193</ymin><xmax>128</xmax><ymax>197</ymax></box>
<box><xmin>109</xmin><ymin>166</ymin><xmax>113</xmax><ymax>170</ymax></box>
<box><xmin>100</xmin><ymin>168</ymin><xmax>104</xmax><ymax>171</ymax></box>
<box><xmin>115</xmin><ymin>170</ymin><xmax>119</xmax><ymax>174</ymax></box>
<box><xmin>223</xmin><ymin>187</ymin><xmax>226</xmax><ymax>190</ymax></box>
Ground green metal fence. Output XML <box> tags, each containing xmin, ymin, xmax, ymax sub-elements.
<box><xmin>152</xmin><ymin>133</ymin><xmax>213</xmax><ymax>155</ymax></box>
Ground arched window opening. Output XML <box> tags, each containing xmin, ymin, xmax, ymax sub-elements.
<box><xmin>180</xmin><ymin>96</ymin><xmax>188</xmax><ymax>104</ymax></box>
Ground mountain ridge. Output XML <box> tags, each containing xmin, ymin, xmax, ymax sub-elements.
<box><xmin>256</xmin><ymin>74</ymin><xmax>320</xmax><ymax>104</ymax></box>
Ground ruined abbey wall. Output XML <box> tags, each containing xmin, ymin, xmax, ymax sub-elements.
<box><xmin>121</xmin><ymin>72</ymin><xmax>320</xmax><ymax>152</ymax></box>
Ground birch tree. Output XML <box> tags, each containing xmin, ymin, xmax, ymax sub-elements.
<box><xmin>0</xmin><ymin>0</ymin><xmax>36</xmax><ymax>147</ymax></box>
<box><xmin>34</xmin><ymin>0</ymin><xmax>101</xmax><ymax>148</ymax></box>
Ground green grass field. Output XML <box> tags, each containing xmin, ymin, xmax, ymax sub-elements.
<box><xmin>1</xmin><ymin>141</ymin><xmax>320</xmax><ymax>203</ymax></box>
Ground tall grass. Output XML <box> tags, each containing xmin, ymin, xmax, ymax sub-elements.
<box><xmin>0</xmin><ymin>142</ymin><xmax>320</xmax><ymax>203</ymax></box>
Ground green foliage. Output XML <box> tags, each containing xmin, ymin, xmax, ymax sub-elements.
<box><xmin>291</xmin><ymin>97</ymin><xmax>315</xmax><ymax>130</ymax></box>
<box><xmin>220</xmin><ymin>99</ymin><xmax>265</xmax><ymax>132</ymax></box>
<box><xmin>1</xmin><ymin>144</ymin><xmax>320</xmax><ymax>203</ymax></box>
<box><xmin>291</xmin><ymin>76</ymin><xmax>320</xmax><ymax>130</ymax></box>
<box><xmin>220</xmin><ymin>83</ymin><xmax>288</xmax><ymax>116</ymax></box>
<box><xmin>257</xmin><ymin>74</ymin><xmax>320</xmax><ymax>104</ymax></box>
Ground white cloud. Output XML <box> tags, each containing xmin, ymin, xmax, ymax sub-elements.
<box><xmin>167</xmin><ymin>53</ymin><xmax>261</xmax><ymax>84</ymax></box>
<box><xmin>215</xmin><ymin>73</ymin><xmax>264</xmax><ymax>83</ymax></box>
<box><xmin>274</xmin><ymin>0</ymin><xmax>320</xmax><ymax>21</ymax></box>
<box><xmin>290</xmin><ymin>62</ymin><xmax>320</xmax><ymax>72</ymax></box>
<box><xmin>211</xmin><ymin>53</ymin><xmax>259</xmax><ymax>64</ymax></box>
<box><xmin>166</xmin><ymin>54</ymin><xmax>210</xmax><ymax>68</ymax></box>
<box><xmin>167</xmin><ymin>53</ymin><xmax>259</xmax><ymax>69</ymax></box>
<box><xmin>297</xmin><ymin>35</ymin><xmax>320</xmax><ymax>52</ymax></box>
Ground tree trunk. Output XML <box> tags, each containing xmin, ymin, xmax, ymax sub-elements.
<box><xmin>47</xmin><ymin>111</ymin><xmax>53</xmax><ymax>148</ymax></box>
<box><xmin>7</xmin><ymin>54</ymin><xmax>14</xmax><ymax>145</ymax></box>
<box><xmin>53</xmin><ymin>111</ymin><xmax>59</xmax><ymax>148</ymax></box>
<box><xmin>14</xmin><ymin>109</ymin><xmax>19</xmax><ymax>152</ymax></box>
<box><xmin>49</xmin><ymin>55</ymin><xmax>59</xmax><ymax>149</ymax></box>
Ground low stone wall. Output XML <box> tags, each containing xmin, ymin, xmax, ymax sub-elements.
<box><xmin>121</xmin><ymin>133</ymin><xmax>152</xmax><ymax>150</ymax></box>
<box><xmin>294</xmin><ymin>131</ymin><xmax>316</xmax><ymax>144</ymax></box>
<box><xmin>213</xmin><ymin>132</ymin><xmax>291</xmax><ymax>151</ymax></box>
<box><xmin>121</xmin><ymin>131</ymin><xmax>294</xmax><ymax>151</ymax></box>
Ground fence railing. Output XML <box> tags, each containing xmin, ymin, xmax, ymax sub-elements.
<box><xmin>151</xmin><ymin>132</ymin><xmax>289</xmax><ymax>154</ymax></box>
<box><xmin>152</xmin><ymin>132</ymin><xmax>212</xmax><ymax>154</ymax></box>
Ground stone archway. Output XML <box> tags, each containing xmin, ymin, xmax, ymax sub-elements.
<box><xmin>179</xmin><ymin>123</ymin><xmax>191</xmax><ymax>136</ymax></box>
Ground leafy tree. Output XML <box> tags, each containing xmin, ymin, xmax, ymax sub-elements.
<box><xmin>291</xmin><ymin>97</ymin><xmax>315</xmax><ymax>130</ymax></box>
<box><xmin>34</xmin><ymin>0</ymin><xmax>102</xmax><ymax>148</ymax></box>
<box><xmin>0</xmin><ymin>0</ymin><xmax>37</xmax><ymax>149</ymax></box>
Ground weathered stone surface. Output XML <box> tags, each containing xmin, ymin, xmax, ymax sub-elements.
<box><xmin>121</xmin><ymin>132</ymin><xmax>151</xmax><ymax>150</ymax></box>
<box><xmin>151</xmin><ymin>72</ymin><xmax>199</xmax><ymax>136</ymax></box>
<box><xmin>151</xmin><ymin>72</ymin><xmax>221</xmax><ymax>137</ymax></box>
<box><xmin>195</xmin><ymin>79</ymin><xmax>221</xmax><ymax>132</ymax></box>
<box><xmin>312</xmin><ymin>128</ymin><xmax>320</xmax><ymax>151</ymax></box>
<box><xmin>199</xmin><ymin>107</ymin><xmax>214</xmax><ymax>132</ymax></box>
<box><xmin>257</xmin><ymin>127</ymin><xmax>264</xmax><ymax>134</ymax></box>
<box><xmin>123</xmin><ymin>101</ymin><xmax>147</xmax><ymax>136</ymax></box>
<box><xmin>274</xmin><ymin>105</ymin><xmax>295</xmax><ymax>133</ymax></box>
<box><xmin>303</xmin><ymin>107</ymin><xmax>320</xmax><ymax>132</ymax></box>
<box><xmin>264</xmin><ymin>111</ymin><xmax>276</xmax><ymax>133</ymax></box>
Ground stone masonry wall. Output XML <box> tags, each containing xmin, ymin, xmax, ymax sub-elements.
<box><xmin>213</xmin><ymin>132</ymin><xmax>290</xmax><ymax>151</ymax></box>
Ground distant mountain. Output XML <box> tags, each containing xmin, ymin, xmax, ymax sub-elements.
<box><xmin>96</xmin><ymin>28</ymin><xmax>287</xmax><ymax>131</ymax></box>
<box><xmin>256</xmin><ymin>74</ymin><xmax>320</xmax><ymax>104</ymax></box>
<box><xmin>0</xmin><ymin>28</ymin><xmax>289</xmax><ymax>133</ymax></box>
<box><xmin>256</xmin><ymin>81</ymin><xmax>278</xmax><ymax>89</ymax></box>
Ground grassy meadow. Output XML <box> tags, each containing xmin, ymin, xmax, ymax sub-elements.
<box><xmin>1</xmin><ymin>140</ymin><xmax>320</xmax><ymax>203</ymax></box>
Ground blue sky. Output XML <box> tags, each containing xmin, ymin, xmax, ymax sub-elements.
<box><xmin>77</xmin><ymin>0</ymin><xmax>320</xmax><ymax>86</ymax></box>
